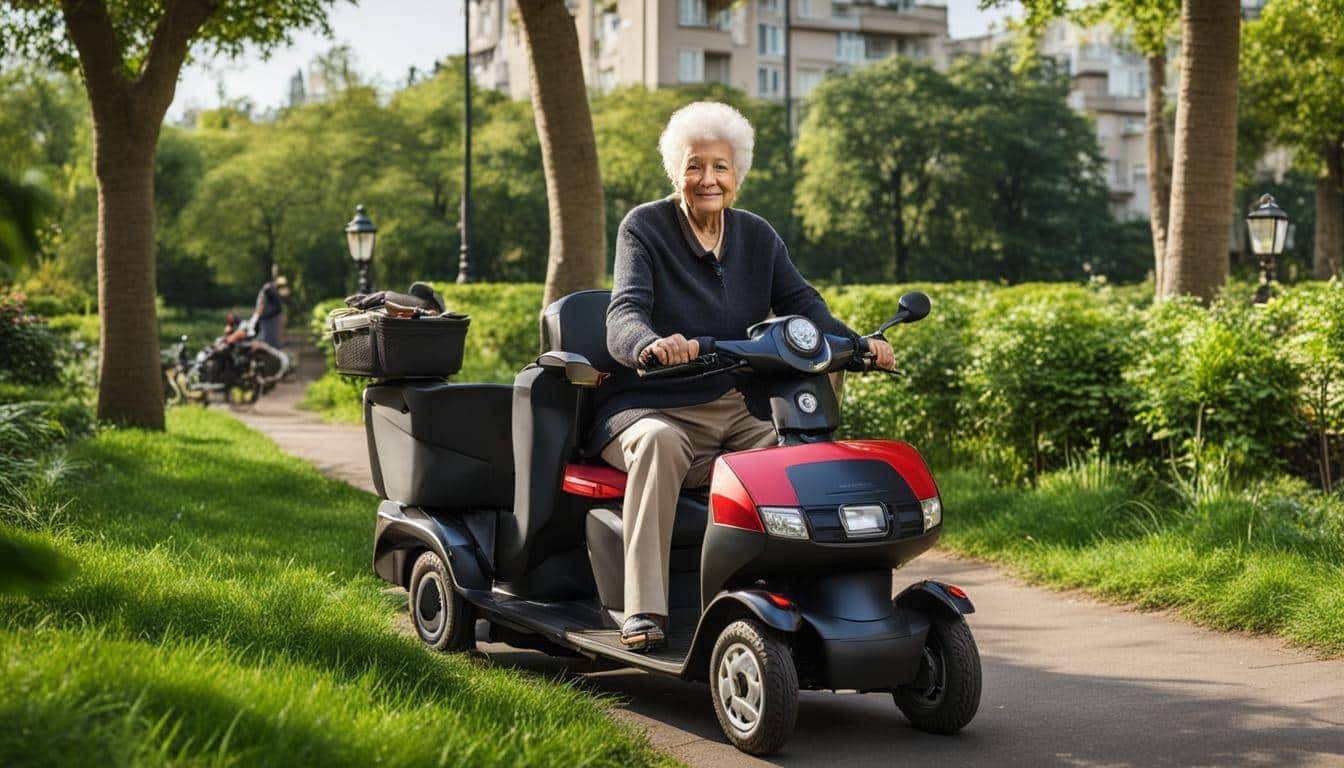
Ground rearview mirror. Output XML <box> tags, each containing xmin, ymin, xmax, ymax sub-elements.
<box><xmin>876</xmin><ymin>291</ymin><xmax>931</xmax><ymax>337</ymax></box>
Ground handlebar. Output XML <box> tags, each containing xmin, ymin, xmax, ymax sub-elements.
<box><xmin>637</xmin><ymin>333</ymin><xmax>895</xmax><ymax>380</ymax></box>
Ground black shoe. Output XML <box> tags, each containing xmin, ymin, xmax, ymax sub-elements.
<box><xmin>620</xmin><ymin>614</ymin><xmax>666</xmax><ymax>651</ymax></box>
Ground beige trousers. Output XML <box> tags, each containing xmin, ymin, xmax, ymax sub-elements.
<box><xmin>600</xmin><ymin>390</ymin><xmax>776</xmax><ymax>618</ymax></box>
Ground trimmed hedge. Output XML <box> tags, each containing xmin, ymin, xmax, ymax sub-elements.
<box><xmin>301</xmin><ymin>280</ymin><xmax>1342</xmax><ymax>489</ymax></box>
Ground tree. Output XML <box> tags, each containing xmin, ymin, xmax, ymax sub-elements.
<box><xmin>514</xmin><ymin>0</ymin><xmax>606</xmax><ymax>310</ymax></box>
<box><xmin>1003</xmin><ymin>0</ymin><xmax>1240</xmax><ymax>300</ymax></box>
<box><xmin>1</xmin><ymin>0</ymin><xmax>339</xmax><ymax>427</ymax></box>
<box><xmin>796</xmin><ymin>52</ymin><xmax>1126</xmax><ymax>283</ymax></box>
<box><xmin>1242</xmin><ymin>0</ymin><xmax>1344</xmax><ymax>280</ymax></box>
<box><xmin>795</xmin><ymin>57</ymin><xmax>957</xmax><ymax>281</ymax></box>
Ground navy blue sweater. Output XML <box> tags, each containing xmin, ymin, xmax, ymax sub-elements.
<box><xmin>590</xmin><ymin>197</ymin><xmax>856</xmax><ymax>454</ymax></box>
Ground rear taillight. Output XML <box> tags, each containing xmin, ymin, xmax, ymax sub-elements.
<box><xmin>710</xmin><ymin>462</ymin><xmax>764</xmax><ymax>533</ymax></box>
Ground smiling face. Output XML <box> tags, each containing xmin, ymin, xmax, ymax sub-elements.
<box><xmin>679</xmin><ymin>139</ymin><xmax>737</xmax><ymax>219</ymax></box>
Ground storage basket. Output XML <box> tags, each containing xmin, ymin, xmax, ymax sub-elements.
<box><xmin>330</xmin><ymin>310</ymin><xmax>470</xmax><ymax>378</ymax></box>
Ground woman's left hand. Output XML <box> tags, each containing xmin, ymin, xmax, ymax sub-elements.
<box><xmin>868</xmin><ymin>338</ymin><xmax>896</xmax><ymax>371</ymax></box>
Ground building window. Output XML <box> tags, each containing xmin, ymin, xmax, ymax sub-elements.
<box><xmin>759</xmin><ymin>23</ymin><xmax>782</xmax><ymax>56</ymax></box>
<box><xmin>797</xmin><ymin>0</ymin><xmax>814</xmax><ymax>16</ymax></box>
<box><xmin>680</xmin><ymin>0</ymin><xmax>708</xmax><ymax>26</ymax></box>
<box><xmin>598</xmin><ymin>68</ymin><xmax>616</xmax><ymax>93</ymax></box>
<box><xmin>837</xmin><ymin>31</ymin><xmax>864</xmax><ymax>63</ymax></box>
<box><xmin>679</xmin><ymin>49</ymin><xmax>705</xmax><ymax>82</ymax></box>
<box><xmin>757</xmin><ymin>65</ymin><xmax>781</xmax><ymax>97</ymax></box>
<box><xmin>798</xmin><ymin>69</ymin><xmax>823</xmax><ymax>96</ymax></box>
<box><xmin>759</xmin><ymin>0</ymin><xmax>781</xmax><ymax>13</ymax></box>
<box><xmin>705</xmin><ymin>52</ymin><xmax>732</xmax><ymax>84</ymax></box>
<box><xmin>832</xmin><ymin>1</ymin><xmax>851</xmax><ymax>17</ymax></box>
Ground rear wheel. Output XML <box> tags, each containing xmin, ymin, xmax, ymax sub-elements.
<box><xmin>408</xmin><ymin>551</ymin><xmax>476</xmax><ymax>652</ymax></box>
<box><xmin>893</xmin><ymin>613</ymin><xmax>981</xmax><ymax>734</ymax></box>
<box><xmin>709</xmin><ymin>619</ymin><xmax>798</xmax><ymax>755</ymax></box>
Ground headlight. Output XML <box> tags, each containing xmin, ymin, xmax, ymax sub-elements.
<box><xmin>840</xmin><ymin>503</ymin><xmax>888</xmax><ymax>538</ymax></box>
<box><xmin>759</xmin><ymin>507</ymin><xmax>810</xmax><ymax>539</ymax></box>
<box><xmin>784</xmin><ymin>317</ymin><xmax>821</xmax><ymax>355</ymax></box>
<box><xmin>921</xmin><ymin>496</ymin><xmax>942</xmax><ymax>531</ymax></box>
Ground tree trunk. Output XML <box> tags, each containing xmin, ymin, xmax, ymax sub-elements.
<box><xmin>1161</xmin><ymin>0</ymin><xmax>1239</xmax><ymax>302</ymax></box>
<box><xmin>1146</xmin><ymin>54</ymin><xmax>1173</xmax><ymax>293</ymax></box>
<box><xmin>517</xmin><ymin>0</ymin><xmax>606</xmax><ymax>310</ymax></box>
<box><xmin>90</xmin><ymin>111</ymin><xmax>166</xmax><ymax>428</ymax></box>
<box><xmin>1315</xmin><ymin>140</ymin><xmax>1344</xmax><ymax>280</ymax></box>
<box><xmin>63</xmin><ymin>0</ymin><xmax>215</xmax><ymax>428</ymax></box>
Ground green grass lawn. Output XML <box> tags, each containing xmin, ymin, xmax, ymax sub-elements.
<box><xmin>0</xmin><ymin>408</ymin><xmax>670</xmax><ymax>767</ymax></box>
<box><xmin>938</xmin><ymin>459</ymin><xmax>1344</xmax><ymax>656</ymax></box>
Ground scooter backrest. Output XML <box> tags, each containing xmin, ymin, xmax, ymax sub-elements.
<box><xmin>541</xmin><ymin>290</ymin><xmax>617</xmax><ymax>372</ymax></box>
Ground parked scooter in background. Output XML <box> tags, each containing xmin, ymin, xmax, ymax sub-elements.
<box><xmin>163</xmin><ymin>316</ymin><xmax>291</xmax><ymax>405</ymax></box>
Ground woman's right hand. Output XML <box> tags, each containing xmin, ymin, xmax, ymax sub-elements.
<box><xmin>640</xmin><ymin>333</ymin><xmax>700</xmax><ymax>368</ymax></box>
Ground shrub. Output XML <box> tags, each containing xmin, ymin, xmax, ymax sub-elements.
<box><xmin>964</xmin><ymin>284</ymin><xmax>1138</xmax><ymax>482</ymax></box>
<box><xmin>0</xmin><ymin>292</ymin><xmax>62</xmax><ymax>386</ymax></box>
<box><xmin>1128</xmin><ymin>297</ymin><xmax>1303</xmax><ymax>475</ymax></box>
<box><xmin>825</xmin><ymin>283</ymin><xmax>989</xmax><ymax>455</ymax></box>
<box><xmin>1265</xmin><ymin>281</ymin><xmax>1344</xmax><ymax>491</ymax></box>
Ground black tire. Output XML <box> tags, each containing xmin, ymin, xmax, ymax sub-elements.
<box><xmin>408</xmin><ymin>551</ymin><xmax>476</xmax><ymax>652</ymax></box>
<box><xmin>893</xmin><ymin>613</ymin><xmax>981</xmax><ymax>734</ymax></box>
<box><xmin>708</xmin><ymin>619</ymin><xmax>798</xmax><ymax>756</ymax></box>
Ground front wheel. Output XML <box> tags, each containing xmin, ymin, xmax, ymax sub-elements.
<box><xmin>893</xmin><ymin>613</ymin><xmax>981</xmax><ymax>734</ymax></box>
<box><xmin>709</xmin><ymin>619</ymin><xmax>798</xmax><ymax>756</ymax></box>
<box><xmin>408</xmin><ymin>551</ymin><xmax>476</xmax><ymax>652</ymax></box>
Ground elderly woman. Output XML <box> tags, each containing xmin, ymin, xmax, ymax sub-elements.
<box><xmin>597</xmin><ymin>101</ymin><xmax>896</xmax><ymax>650</ymax></box>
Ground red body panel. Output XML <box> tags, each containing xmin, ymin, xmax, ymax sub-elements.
<box><xmin>718</xmin><ymin>440</ymin><xmax>939</xmax><ymax>506</ymax></box>
<box><xmin>562</xmin><ymin>464</ymin><xmax>627</xmax><ymax>499</ymax></box>
<box><xmin>709</xmin><ymin>458</ymin><xmax>765</xmax><ymax>532</ymax></box>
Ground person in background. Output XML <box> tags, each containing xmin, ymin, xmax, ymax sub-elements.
<box><xmin>252</xmin><ymin>275</ymin><xmax>291</xmax><ymax>348</ymax></box>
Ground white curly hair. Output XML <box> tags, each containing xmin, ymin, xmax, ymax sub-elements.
<box><xmin>658</xmin><ymin>101</ymin><xmax>755</xmax><ymax>191</ymax></box>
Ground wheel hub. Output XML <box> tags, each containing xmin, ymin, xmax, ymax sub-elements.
<box><xmin>415</xmin><ymin>572</ymin><xmax>446</xmax><ymax>637</ymax></box>
<box><xmin>716</xmin><ymin>642</ymin><xmax>764</xmax><ymax>736</ymax></box>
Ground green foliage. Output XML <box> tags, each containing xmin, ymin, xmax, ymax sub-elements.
<box><xmin>1127</xmin><ymin>296</ymin><xmax>1304</xmax><ymax>473</ymax></box>
<box><xmin>824</xmin><ymin>283</ymin><xmax>989</xmax><ymax>457</ymax></box>
<box><xmin>1242</xmin><ymin>0</ymin><xmax>1344</xmax><ymax>171</ymax></box>
<box><xmin>965</xmin><ymin>285</ymin><xmax>1138</xmax><ymax>481</ymax></box>
<box><xmin>0</xmin><ymin>408</ymin><xmax>667</xmax><ymax>766</ymax></box>
<box><xmin>0</xmin><ymin>291</ymin><xmax>61</xmax><ymax>385</ymax></box>
<box><xmin>940</xmin><ymin>457</ymin><xmax>1344</xmax><ymax>654</ymax></box>
<box><xmin>796</xmin><ymin>50</ymin><xmax>1142</xmax><ymax>284</ymax></box>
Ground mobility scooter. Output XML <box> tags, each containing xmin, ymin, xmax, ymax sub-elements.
<box><xmin>361</xmin><ymin>290</ymin><xmax>981</xmax><ymax>755</ymax></box>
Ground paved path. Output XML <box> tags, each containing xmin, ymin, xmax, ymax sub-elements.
<box><xmin>231</xmin><ymin>373</ymin><xmax>1344</xmax><ymax>767</ymax></box>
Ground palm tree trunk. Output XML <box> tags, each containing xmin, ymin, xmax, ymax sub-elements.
<box><xmin>1314</xmin><ymin>139</ymin><xmax>1344</xmax><ymax>280</ymax></box>
<box><xmin>1161</xmin><ymin>0</ymin><xmax>1239</xmax><ymax>302</ymax></box>
<box><xmin>1146</xmin><ymin>54</ymin><xmax>1172</xmax><ymax>294</ymax></box>
<box><xmin>516</xmin><ymin>0</ymin><xmax>606</xmax><ymax>310</ymax></box>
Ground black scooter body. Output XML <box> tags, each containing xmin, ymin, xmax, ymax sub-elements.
<box><xmin>366</xmin><ymin>289</ymin><xmax>980</xmax><ymax>751</ymax></box>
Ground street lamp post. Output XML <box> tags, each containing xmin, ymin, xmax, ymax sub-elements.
<box><xmin>457</xmin><ymin>0</ymin><xmax>473</xmax><ymax>284</ymax></box>
<box><xmin>345</xmin><ymin>204</ymin><xmax>377</xmax><ymax>294</ymax></box>
<box><xmin>1245</xmin><ymin>193</ymin><xmax>1289</xmax><ymax>304</ymax></box>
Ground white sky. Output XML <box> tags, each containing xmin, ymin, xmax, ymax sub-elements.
<box><xmin>169</xmin><ymin>0</ymin><xmax>1018</xmax><ymax>121</ymax></box>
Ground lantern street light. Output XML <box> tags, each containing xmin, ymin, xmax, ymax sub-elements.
<box><xmin>1245</xmin><ymin>193</ymin><xmax>1288</xmax><ymax>304</ymax></box>
<box><xmin>345</xmin><ymin>204</ymin><xmax>377</xmax><ymax>294</ymax></box>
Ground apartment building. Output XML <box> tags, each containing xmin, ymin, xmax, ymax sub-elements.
<box><xmin>1038</xmin><ymin>22</ymin><xmax>1156</xmax><ymax>220</ymax></box>
<box><xmin>466</xmin><ymin>0</ymin><xmax>952</xmax><ymax>102</ymax></box>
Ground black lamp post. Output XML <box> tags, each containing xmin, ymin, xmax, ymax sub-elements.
<box><xmin>457</xmin><ymin>0</ymin><xmax>472</xmax><ymax>284</ymax></box>
<box><xmin>345</xmin><ymin>204</ymin><xmax>377</xmax><ymax>294</ymax></box>
<box><xmin>1245</xmin><ymin>193</ymin><xmax>1288</xmax><ymax>304</ymax></box>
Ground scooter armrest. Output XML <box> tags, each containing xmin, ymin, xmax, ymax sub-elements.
<box><xmin>536</xmin><ymin>350</ymin><xmax>609</xmax><ymax>388</ymax></box>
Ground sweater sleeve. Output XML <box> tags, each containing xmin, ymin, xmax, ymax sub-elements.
<box><xmin>606</xmin><ymin>221</ymin><xmax>662</xmax><ymax>369</ymax></box>
<box><xmin>768</xmin><ymin>229</ymin><xmax>859</xmax><ymax>339</ymax></box>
